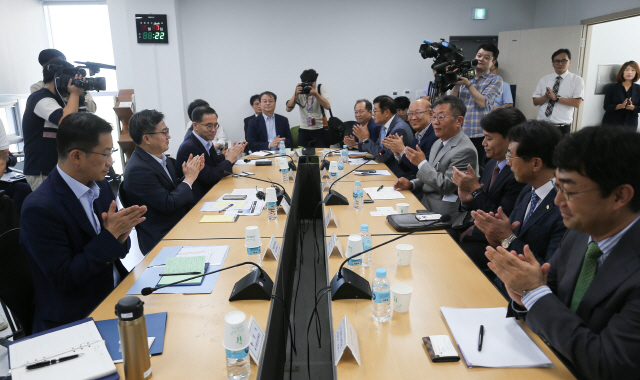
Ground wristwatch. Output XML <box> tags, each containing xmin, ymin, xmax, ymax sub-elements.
<box><xmin>362</xmin><ymin>138</ymin><xmax>370</xmax><ymax>144</ymax></box>
<box><xmin>501</xmin><ymin>234</ymin><xmax>517</xmax><ymax>249</ymax></box>
<box><xmin>555</xmin><ymin>95</ymin><xmax>562</xmax><ymax>102</ymax></box>
<box><xmin>471</xmin><ymin>188</ymin><xmax>484</xmax><ymax>198</ymax></box>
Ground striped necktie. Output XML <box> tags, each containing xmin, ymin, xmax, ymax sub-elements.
<box><xmin>570</xmin><ymin>242</ymin><xmax>603</xmax><ymax>312</ymax></box>
<box><xmin>544</xmin><ymin>76</ymin><xmax>563</xmax><ymax>117</ymax></box>
<box><xmin>523</xmin><ymin>190</ymin><xmax>539</xmax><ymax>226</ymax></box>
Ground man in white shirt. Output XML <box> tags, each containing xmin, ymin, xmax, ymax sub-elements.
<box><xmin>285</xmin><ymin>69</ymin><xmax>331</xmax><ymax>147</ymax></box>
<box><xmin>533</xmin><ymin>48</ymin><xmax>584</xmax><ymax>135</ymax></box>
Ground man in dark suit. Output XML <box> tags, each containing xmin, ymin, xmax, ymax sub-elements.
<box><xmin>353</xmin><ymin>95</ymin><xmax>413</xmax><ymax>177</ymax></box>
<box><xmin>243</xmin><ymin>94</ymin><xmax>261</xmax><ymax>139</ymax></box>
<box><xmin>343</xmin><ymin>99</ymin><xmax>382</xmax><ymax>150</ymax></box>
<box><xmin>382</xmin><ymin>98</ymin><xmax>439</xmax><ymax>179</ymax></box>
<box><xmin>183</xmin><ymin>98</ymin><xmax>208</xmax><ymax>140</ymax></box>
<box><xmin>246</xmin><ymin>91</ymin><xmax>293</xmax><ymax>152</ymax></box>
<box><xmin>123</xmin><ymin>109</ymin><xmax>204</xmax><ymax>254</ymax></box>
<box><xmin>21</xmin><ymin>113</ymin><xmax>146</xmax><ymax>333</ymax></box>
<box><xmin>470</xmin><ymin>120</ymin><xmax>565</xmax><ymax>268</ymax></box>
<box><xmin>177</xmin><ymin>106</ymin><xmax>246</xmax><ymax>207</ymax></box>
<box><xmin>486</xmin><ymin>126</ymin><xmax>640</xmax><ymax>380</ymax></box>
<box><xmin>450</xmin><ymin>107</ymin><xmax>527</xmax><ymax>246</ymax></box>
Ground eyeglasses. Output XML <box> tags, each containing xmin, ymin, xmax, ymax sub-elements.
<box><xmin>553</xmin><ymin>59</ymin><xmax>569</xmax><ymax>64</ymax></box>
<box><xmin>432</xmin><ymin>114</ymin><xmax>454</xmax><ymax>122</ymax></box>
<box><xmin>554</xmin><ymin>183</ymin><xmax>599</xmax><ymax>201</ymax></box>
<box><xmin>146</xmin><ymin>128</ymin><xmax>170</xmax><ymax>137</ymax></box>
<box><xmin>68</xmin><ymin>147</ymin><xmax>118</xmax><ymax>159</ymax></box>
<box><xmin>407</xmin><ymin>110</ymin><xmax>431</xmax><ymax>117</ymax></box>
<box><xmin>372</xmin><ymin>109</ymin><xmax>383</xmax><ymax>114</ymax></box>
<box><xmin>200</xmin><ymin>122</ymin><xmax>220</xmax><ymax>130</ymax></box>
<box><xmin>261</xmin><ymin>100</ymin><xmax>275</xmax><ymax>104</ymax></box>
<box><xmin>505</xmin><ymin>150</ymin><xmax>527</xmax><ymax>162</ymax></box>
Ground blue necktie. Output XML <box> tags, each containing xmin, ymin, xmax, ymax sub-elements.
<box><xmin>523</xmin><ymin>190</ymin><xmax>539</xmax><ymax>225</ymax></box>
<box><xmin>380</xmin><ymin>126</ymin><xmax>387</xmax><ymax>147</ymax></box>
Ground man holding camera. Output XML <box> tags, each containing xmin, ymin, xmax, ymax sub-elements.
<box><xmin>451</xmin><ymin>43</ymin><xmax>503</xmax><ymax>168</ymax></box>
<box><xmin>285</xmin><ymin>69</ymin><xmax>331</xmax><ymax>148</ymax></box>
<box><xmin>22</xmin><ymin>59</ymin><xmax>85</xmax><ymax>190</ymax></box>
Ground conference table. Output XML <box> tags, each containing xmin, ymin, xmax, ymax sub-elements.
<box><xmin>89</xmin><ymin>151</ymin><xmax>574</xmax><ymax>379</ymax></box>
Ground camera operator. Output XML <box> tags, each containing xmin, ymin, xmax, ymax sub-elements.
<box><xmin>451</xmin><ymin>43</ymin><xmax>503</xmax><ymax>168</ymax></box>
<box><xmin>285</xmin><ymin>69</ymin><xmax>331</xmax><ymax>148</ymax></box>
<box><xmin>30</xmin><ymin>49</ymin><xmax>96</xmax><ymax>113</ymax></box>
<box><xmin>22</xmin><ymin>59</ymin><xmax>85</xmax><ymax>190</ymax></box>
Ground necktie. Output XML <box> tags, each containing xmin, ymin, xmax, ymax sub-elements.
<box><xmin>380</xmin><ymin>126</ymin><xmax>387</xmax><ymax>147</ymax></box>
<box><xmin>522</xmin><ymin>190</ymin><xmax>539</xmax><ymax>226</ymax></box>
<box><xmin>570</xmin><ymin>242</ymin><xmax>603</xmax><ymax>312</ymax></box>
<box><xmin>488</xmin><ymin>165</ymin><xmax>500</xmax><ymax>190</ymax></box>
<box><xmin>544</xmin><ymin>76</ymin><xmax>563</xmax><ymax>117</ymax></box>
<box><xmin>435</xmin><ymin>142</ymin><xmax>445</xmax><ymax>157</ymax></box>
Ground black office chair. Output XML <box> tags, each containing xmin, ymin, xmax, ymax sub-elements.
<box><xmin>0</xmin><ymin>228</ymin><xmax>35</xmax><ymax>342</ymax></box>
<box><xmin>118</xmin><ymin>181</ymin><xmax>130</xmax><ymax>208</ymax></box>
<box><xmin>343</xmin><ymin>120</ymin><xmax>357</xmax><ymax>139</ymax></box>
<box><xmin>105</xmin><ymin>166</ymin><xmax>122</xmax><ymax>198</ymax></box>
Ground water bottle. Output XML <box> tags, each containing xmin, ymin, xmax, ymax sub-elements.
<box><xmin>116</xmin><ymin>297</ymin><xmax>152</xmax><ymax>380</ymax></box>
<box><xmin>337</xmin><ymin>145</ymin><xmax>348</xmax><ymax>176</ymax></box>
<box><xmin>329</xmin><ymin>161</ymin><xmax>338</xmax><ymax>183</ymax></box>
<box><xmin>245</xmin><ymin>226</ymin><xmax>262</xmax><ymax>272</ymax></box>
<box><xmin>279</xmin><ymin>158</ymin><xmax>290</xmax><ymax>183</ymax></box>
<box><xmin>347</xmin><ymin>234</ymin><xmax>364</xmax><ymax>276</ymax></box>
<box><xmin>224</xmin><ymin>311</ymin><xmax>250</xmax><ymax>380</ymax></box>
<box><xmin>352</xmin><ymin>180</ymin><xmax>364</xmax><ymax>210</ymax></box>
<box><xmin>279</xmin><ymin>140</ymin><xmax>286</xmax><ymax>156</ymax></box>
<box><xmin>226</xmin><ymin>348</ymin><xmax>250</xmax><ymax>380</ymax></box>
<box><xmin>266</xmin><ymin>187</ymin><xmax>277</xmax><ymax>221</ymax></box>
<box><xmin>359</xmin><ymin>224</ymin><xmax>373</xmax><ymax>267</ymax></box>
<box><xmin>372</xmin><ymin>268</ymin><xmax>392</xmax><ymax>322</ymax></box>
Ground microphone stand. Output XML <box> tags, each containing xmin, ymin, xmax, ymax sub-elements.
<box><xmin>141</xmin><ymin>261</ymin><xmax>274</xmax><ymax>302</ymax></box>
<box><xmin>223</xmin><ymin>170</ymin><xmax>291</xmax><ymax>205</ymax></box>
<box><xmin>323</xmin><ymin>156</ymin><xmax>376</xmax><ymax>206</ymax></box>
<box><xmin>330</xmin><ymin>215</ymin><xmax>451</xmax><ymax>300</ymax></box>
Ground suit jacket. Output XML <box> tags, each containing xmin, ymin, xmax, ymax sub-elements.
<box><xmin>123</xmin><ymin>147</ymin><xmax>193</xmax><ymax>254</ymax></box>
<box><xmin>510</xmin><ymin>221</ymin><xmax>640</xmax><ymax>380</ymax></box>
<box><xmin>361</xmin><ymin>115</ymin><xmax>413</xmax><ymax>177</ymax></box>
<box><xmin>176</xmin><ymin>133</ymin><xmax>233</xmax><ymax>207</ymax></box>
<box><xmin>411</xmin><ymin>129</ymin><xmax>478</xmax><ymax>226</ymax></box>
<box><xmin>246</xmin><ymin>114</ymin><xmax>293</xmax><ymax>152</ymax></box>
<box><xmin>345</xmin><ymin>119</ymin><xmax>382</xmax><ymax>149</ymax></box>
<box><xmin>399</xmin><ymin>124</ymin><xmax>439</xmax><ymax>178</ymax></box>
<box><xmin>602</xmin><ymin>82</ymin><xmax>640</xmax><ymax>129</ymax></box>
<box><xmin>508</xmin><ymin>185</ymin><xmax>566</xmax><ymax>263</ymax></box>
<box><xmin>20</xmin><ymin>168</ymin><xmax>129</xmax><ymax>333</ymax></box>
<box><xmin>244</xmin><ymin>114</ymin><xmax>257</xmax><ymax>139</ymax></box>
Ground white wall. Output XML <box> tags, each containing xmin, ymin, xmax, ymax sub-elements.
<box><xmin>581</xmin><ymin>15</ymin><xmax>640</xmax><ymax>128</ymax></box>
<box><xmin>0</xmin><ymin>0</ymin><xmax>49</xmax><ymax>94</ymax></box>
<box><xmin>533</xmin><ymin>0</ymin><xmax>640</xmax><ymax>28</ymax></box>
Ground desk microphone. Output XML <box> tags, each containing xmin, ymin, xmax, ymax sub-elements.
<box><xmin>319</xmin><ymin>149</ymin><xmax>342</xmax><ymax>171</ymax></box>
<box><xmin>329</xmin><ymin>214</ymin><xmax>451</xmax><ymax>300</ymax></box>
<box><xmin>221</xmin><ymin>170</ymin><xmax>291</xmax><ymax>205</ymax></box>
<box><xmin>324</xmin><ymin>155</ymin><xmax>376</xmax><ymax>205</ymax></box>
<box><xmin>141</xmin><ymin>261</ymin><xmax>274</xmax><ymax>301</ymax></box>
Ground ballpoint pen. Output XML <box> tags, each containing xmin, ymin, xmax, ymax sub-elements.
<box><xmin>26</xmin><ymin>354</ymin><xmax>83</xmax><ymax>370</ymax></box>
<box><xmin>377</xmin><ymin>185</ymin><xmax>384</xmax><ymax>191</ymax></box>
<box><xmin>219</xmin><ymin>203</ymin><xmax>234</xmax><ymax>213</ymax></box>
<box><xmin>478</xmin><ymin>325</ymin><xmax>484</xmax><ymax>351</ymax></box>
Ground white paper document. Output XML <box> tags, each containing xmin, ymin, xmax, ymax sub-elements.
<box><xmin>248</xmin><ymin>151</ymin><xmax>273</xmax><ymax>157</ymax></box>
<box><xmin>263</xmin><ymin>235</ymin><xmax>281</xmax><ymax>260</ymax></box>
<box><xmin>235</xmin><ymin>158</ymin><xmax>272</xmax><ymax>165</ymax></box>
<box><xmin>440</xmin><ymin>307</ymin><xmax>553</xmax><ymax>368</ymax></box>
<box><xmin>1</xmin><ymin>172</ymin><xmax>26</xmax><ymax>183</ymax></box>
<box><xmin>364</xmin><ymin>187</ymin><xmax>405</xmax><ymax>200</ymax></box>
<box><xmin>248</xmin><ymin>316</ymin><xmax>265</xmax><ymax>364</ymax></box>
<box><xmin>334</xmin><ymin>315</ymin><xmax>361</xmax><ymax>366</ymax></box>
<box><xmin>348</xmin><ymin>158</ymin><xmax>378</xmax><ymax>165</ymax></box>
<box><xmin>354</xmin><ymin>170</ymin><xmax>391</xmax><ymax>176</ymax></box>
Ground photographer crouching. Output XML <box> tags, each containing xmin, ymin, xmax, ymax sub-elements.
<box><xmin>285</xmin><ymin>69</ymin><xmax>331</xmax><ymax>148</ymax></box>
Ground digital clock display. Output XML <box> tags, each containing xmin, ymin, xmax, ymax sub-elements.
<box><xmin>135</xmin><ymin>14</ymin><xmax>168</xmax><ymax>44</ymax></box>
<box><xmin>142</xmin><ymin>31</ymin><xmax>165</xmax><ymax>40</ymax></box>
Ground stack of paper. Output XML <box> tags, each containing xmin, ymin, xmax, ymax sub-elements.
<box><xmin>157</xmin><ymin>256</ymin><xmax>207</xmax><ymax>286</ymax></box>
<box><xmin>199</xmin><ymin>201</ymin><xmax>247</xmax><ymax>212</ymax></box>
<box><xmin>354</xmin><ymin>170</ymin><xmax>391</xmax><ymax>176</ymax></box>
<box><xmin>363</xmin><ymin>187</ymin><xmax>405</xmax><ymax>200</ymax></box>
<box><xmin>348</xmin><ymin>158</ymin><xmax>378</xmax><ymax>165</ymax></box>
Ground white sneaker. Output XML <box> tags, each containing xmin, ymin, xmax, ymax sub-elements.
<box><xmin>0</xmin><ymin>315</ymin><xmax>8</xmax><ymax>331</ymax></box>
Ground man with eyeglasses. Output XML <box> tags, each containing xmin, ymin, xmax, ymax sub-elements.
<box><xmin>177</xmin><ymin>106</ymin><xmax>246</xmax><ymax>207</ymax></box>
<box><xmin>343</xmin><ymin>99</ymin><xmax>382</xmax><ymax>150</ymax></box>
<box><xmin>470</xmin><ymin>120</ymin><xmax>565</xmax><ymax>270</ymax></box>
<box><xmin>21</xmin><ymin>113</ymin><xmax>147</xmax><ymax>332</ymax></box>
<box><xmin>123</xmin><ymin>109</ymin><xmax>205</xmax><ymax>254</ymax></box>
<box><xmin>246</xmin><ymin>91</ymin><xmax>293</xmax><ymax>152</ymax></box>
<box><xmin>533</xmin><ymin>48</ymin><xmax>584</xmax><ymax>135</ymax></box>
<box><xmin>486</xmin><ymin>126</ymin><xmax>640</xmax><ymax>380</ymax></box>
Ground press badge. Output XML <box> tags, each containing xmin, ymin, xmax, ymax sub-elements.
<box><xmin>307</xmin><ymin>117</ymin><xmax>315</xmax><ymax>126</ymax></box>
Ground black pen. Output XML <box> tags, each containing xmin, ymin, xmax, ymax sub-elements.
<box><xmin>159</xmin><ymin>271</ymin><xmax>201</xmax><ymax>276</ymax></box>
<box><xmin>478</xmin><ymin>325</ymin><xmax>484</xmax><ymax>351</ymax></box>
<box><xmin>26</xmin><ymin>354</ymin><xmax>82</xmax><ymax>370</ymax></box>
<box><xmin>377</xmin><ymin>185</ymin><xmax>384</xmax><ymax>192</ymax></box>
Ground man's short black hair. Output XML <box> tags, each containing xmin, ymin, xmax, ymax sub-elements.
<box><xmin>129</xmin><ymin>109</ymin><xmax>164</xmax><ymax>145</ymax></box>
<box><xmin>481</xmin><ymin>107</ymin><xmax>526</xmax><ymax>138</ymax></box>
<box><xmin>43</xmin><ymin>58</ymin><xmax>72</xmax><ymax>84</ymax></box>
<box><xmin>250</xmin><ymin>94</ymin><xmax>260</xmax><ymax>105</ymax></box>
<box><xmin>508</xmin><ymin>120</ymin><xmax>562</xmax><ymax>169</ymax></box>
<box><xmin>394</xmin><ymin>96</ymin><xmax>411</xmax><ymax>110</ymax></box>
<box><xmin>57</xmin><ymin>113</ymin><xmax>112</xmax><ymax>160</ymax></box>
<box><xmin>192</xmin><ymin>106</ymin><xmax>217</xmax><ymax>123</ymax></box>
<box><xmin>373</xmin><ymin>95</ymin><xmax>396</xmax><ymax>114</ymax></box>
<box><xmin>432</xmin><ymin>95</ymin><xmax>467</xmax><ymax>117</ymax></box>
<box><xmin>554</xmin><ymin>126</ymin><xmax>640</xmax><ymax>212</ymax></box>
<box><xmin>260</xmin><ymin>91</ymin><xmax>277</xmax><ymax>102</ymax></box>
<box><xmin>38</xmin><ymin>49</ymin><xmax>66</xmax><ymax>66</ymax></box>
<box><xmin>476</xmin><ymin>43</ymin><xmax>499</xmax><ymax>61</ymax></box>
<box><xmin>187</xmin><ymin>99</ymin><xmax>209</xmax><ymax>121</ymax></box>
<box><xmin>552</xmin><ymin>48</ymin><xmax>571</xmax><ymax>61</ymax></box>
<box><xmin>354</xmin><ymin>99</ymin><xmax>372</xmax><ymax>112</ymax></box>
<box><xmin>300</xmin><ymin>69</ymin><xmax>318</xmax><ymax>83</ymax></box>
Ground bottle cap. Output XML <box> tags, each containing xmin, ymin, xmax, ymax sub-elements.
<box><xmin>343</xmin><ymin>145</ymin><xmax>347</xmax><ymax>148</ymax></box>
<box><xmin>360</xmin><ymin>224</ymin><xmax>369</xmax><ymax>231</ymax></box>
<box><xmin>376</xmin><ymin>268</ymin><xmax>387</xmax><ymax>278</ymax></box>
<box><xmin>355</xmin><ymin>181</ymin><xmax>361</xmax><ymax>186</ymax></box>
<box><xmin>115</xmin><ymin>296</ymin><xmax>144</xmax><ymax>320</ymax></box>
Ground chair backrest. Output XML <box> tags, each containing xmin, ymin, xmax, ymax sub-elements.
<box><xmin>0</xmin><ymin>228</ymin><xmax>34</xmax><ymax>336</ymax></box>
<box><xmin>118</xmin><ymin>181</ymin><xmax>130</xmax><ymax>208</ymax></box>
<box><xmin>290</xmin><ymin>125</ymin><xmax>300</xmax><ymax>148</ymax></box>
<box><xmin>343</xmin><ymin>120</ymin><xmax>357</xmax><ymax>140</ymax></box>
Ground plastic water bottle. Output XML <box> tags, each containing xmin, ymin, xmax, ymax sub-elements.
<box><xmin>352</xmin><ymin>181</ymin><xmax>364</xmax><ymax>210</ymax></box>
<box><xmin>372</xmin><ymin>268</ymin><xmax>392</xmax><ymax>322</ymax></box>
<box><xmin>226</xmin><ymin>347</ymin><xmax>250</xmax><ymax>380</ymax></box>
<box><xmin>281</xmin><ymin>166</ymin><xmax>290</xmax><ymax>183</ymax></box>
<box><xmin>359</xmin><ymin>224</ymin><xmax>373</xmax><ymax>267</ymax></box>
<box><xmin>247</xmin><ymin>246</ymin><xmax>261</xmax><ymax>272</ymax></box>
<box><xmin>279</xmin><ymin>140</ymin><xmax>286</xmax><ymax>156</ymax></box>
<box><xmin>337</xmin><ymin>145</ymin><xmax>348</xmax><ymax>176</ymax></box>
<box><xmin>267</xmin><ymin>202</ymin><xmax>277</xmax><ymax>220</ymax></box>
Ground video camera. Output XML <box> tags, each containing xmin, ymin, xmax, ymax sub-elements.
<box><xmin>419</xmin><ymin>39</ymin><xmax>477</xmax><ymax>100</ymax></box>
<box><xmin>49</xmin><ymin>61</ymin><xmax>115</xmax><ymax>93</ymax></box>
<box><xmin>300</xmin><ymin>81</ymin><xmax>313</xmax><ymax>94</ymax></box>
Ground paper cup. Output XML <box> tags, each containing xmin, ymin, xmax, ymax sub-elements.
<box><xmin>223</xmin><ymin>311</ymin><xmax>250</xmax><ymax>350</ymax></box>
<box><xmin>346</xmin><ymin>235</ymin><xmax>363</xmax><ymax>257</ymax></box>
<box><xmin>396</xmin><ymin>203</ymin><xmax>410</xmax><ymax>214</ymax></box>
<box><xmin>245</xmin><ymin>226</ymin><xmax>262</xmax><ymax>248</ymax></box>
<box><xmin>265</xmin><ymin>187</ymin><xmax>277</xmax><ymax>203</ymax></box>
<box><xmin>396</xmin><ymin>244</ymin><xmax>413</xmax><ymax>266</ymax></box>
<box><xmin>279</xmin><ymin>158</ymin><xmax>289</xmax><ymax>170</ymax></box>
<box><xmin>391</xmin><ymin>284</ymin><xmax>413</xmax><ymax>313</ymax></box>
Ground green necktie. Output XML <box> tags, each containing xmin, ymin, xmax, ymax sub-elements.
<box><xmin>570</xmin><ymin>241</ymin><xmax>603</xmax><ymax>312</ymax></box>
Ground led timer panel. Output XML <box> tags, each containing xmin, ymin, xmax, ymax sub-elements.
<box><xmin>136</xmin><ymin>14</ymin><xmax>168</xmax><ymax>44</ymax></box>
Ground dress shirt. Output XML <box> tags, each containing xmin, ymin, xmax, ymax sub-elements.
<box><xmin>417</xmin><ymin>137</ymin><xmax>450</xmax><ymax>171</ymax></box>
<box><xmin>193</xmin><ymin>131</ymin><xmax>213</xmax><ymax>155</ymax></box>
<box><xmin>296</xmin><ymin>84</ymin><xmax>330</xmax><ymax>130</ymax></box>
<box><xmin>471</xmin><ymin>159</ymin><xmax>507</xmax><ymax>199</ymax></box>
<box><xmin>524</xmin><ymin>179</ymin><xmax>554</xmax><ymax>217</ymax></box>
<box><xmin>395</xmin><ymin>124</ymin><xmax>432</xmax><ymax>162</ymax></box>
<box><xmin>458</xmin><ymin>72</ymin><xmax>503</xmax><ymax>138</ymax></box>
<box><xmin>143</xmin><ymin>149</ymin><xmax>191</xmax><ymax>189</ymax></box>
<box><xmin>263</xmin><ymin>114</ymin><xmax>277</xmax><ymax>143</ymax></box>
<box><xmin>420</xmin><ymin>81</ymin><xmax>434</xmax><ymax>97</ymax></box>
<box><xmin>522</xmin><ymin>214</ymin><xmax>640</xmax><ymax>311</ymax></box>
<box><xmin>494</xmin><ymin>81</ymin><xmax>513</xmax><ymax>107</ymax></box>
<box><xmin>533</xmin><ymin>70</ymin><xmax>584</xmax><ymax>124</ymax></box>
<box><xmin>379</xmin><ymin>116</ymin><xmax>394</xmax><ymax>147</ymax></box>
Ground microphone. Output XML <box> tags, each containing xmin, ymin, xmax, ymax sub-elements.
<box><xmin>319</xmin><ymin>149</ymin><xmax>342</xmax><ymax>171</ymax></box>
<box><xmin>222</xmin><ymin>170</ymin><xmax>291</xmax><ymax>205</ymax></box>
<box><xmin>329</xmin><ymin>214</ymin><xmax>451</xmax><ymax>300</ymax></box>
<box><xmin>323</xmin><ymin>155</ymin><xmax>376</xmax><ymax>206</ymax></box>
<box><xmin>141</xmin><ymin>261</ymin><xmax>274</xmax><ymax>301</ymax></box>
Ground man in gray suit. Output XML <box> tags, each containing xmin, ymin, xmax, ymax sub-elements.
<box><xmin>486</xmin><ymin>126</ymin><xmax>640</xmax><ymax>380</ymax></box>
<box><xmin>393</xmin><ymin>96</ymin><xmax>478</xmax><ymax>226</ymax></box>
